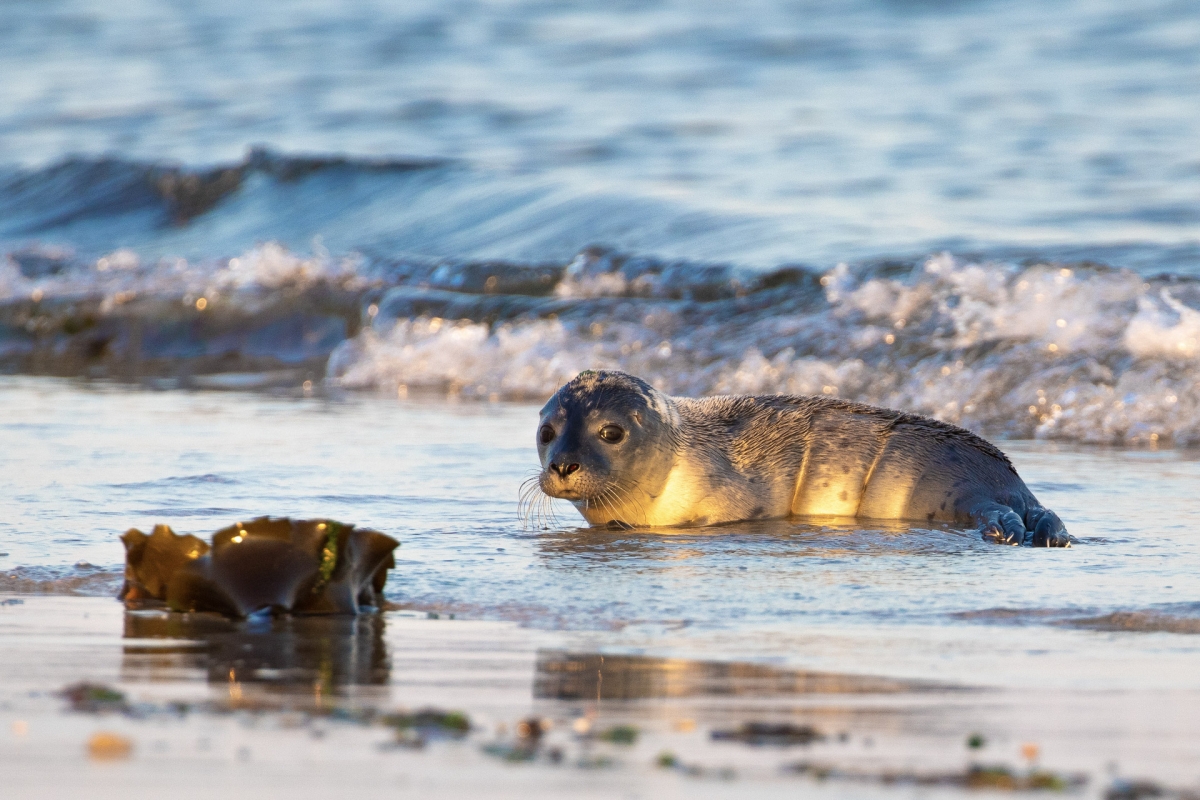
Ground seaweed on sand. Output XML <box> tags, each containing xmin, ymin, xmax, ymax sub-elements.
<box><xmin>712</xmin><ymin>722</ymin><xmax>823</xmax><ymax>746</ymax></box>
<box><xmin>787</xmin><ymin>761</ymin><xmax>1088</xmax><ymax>791</ymax></box>
<box><xmin>61</xmin><ymin>682</ymin><xmax>129</xmax><ymax>713</ymax></box>
<box><xmin>377</xmin><ymin>709</ymin><xmax>472</xmax><ymax>749</ymax></box>
<box><xmin>119</xmin><ymin>517</ymin><xmax>398</xmax><ymax>617</ymax></box>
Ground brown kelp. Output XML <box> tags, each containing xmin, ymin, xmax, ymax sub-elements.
<box><xmin>119</xmin><ymin>517</ymin><xmax>397</xmax><ymax>617</ymax></box>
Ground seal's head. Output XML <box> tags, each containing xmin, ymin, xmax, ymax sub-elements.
<box><xmin>535</xmin><ymin>370</ymin><xmax>679</xmax><ymax>525</ymax></box>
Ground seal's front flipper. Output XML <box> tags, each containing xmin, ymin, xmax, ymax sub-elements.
<box><xmin>1024</xmin><ymin>506</ymin><xmax>1073</xmax><ymax>548</ymax></box>
<box><xmin>975</xmin><ymin>503</ymin><xmax>1027</xmax><ymax>546</ymax></box>
<box><xmin>973</xmin><ymin>503</ymin><xmax>1073</xmax><ymax>547</ymax></box>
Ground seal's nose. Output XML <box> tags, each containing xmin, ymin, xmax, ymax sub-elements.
<box><xmin>549</xmin><ymin>462</ymin><xmax>580</xmax><ymax>478</ymax></box>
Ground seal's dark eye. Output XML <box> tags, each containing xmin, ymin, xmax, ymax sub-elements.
<box><xmin>598</xmin><ymin>424</ymin><xmax>625</xmax><ymax>444</ymax></box>
<box><xmin>538</xmin><ymin>425</ymin><xmax>555</xmax><ymax>445</ymax></box>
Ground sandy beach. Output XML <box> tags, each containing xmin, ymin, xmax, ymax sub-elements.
<box><xmin>4</xmin><ymin>590</ymin><xmax>1200</xmax><ymax>799</ymax></box>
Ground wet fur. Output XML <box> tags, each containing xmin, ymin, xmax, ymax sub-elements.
<box><xmin>533</xmin><ymin>371</ymin><xmax>1071</xmax><ymax>547</ymax></box>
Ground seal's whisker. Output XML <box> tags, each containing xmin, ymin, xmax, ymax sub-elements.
<box><xmin>595</xmin><ymin>482</ymin><xmax>642</xmax><ymax>527</ymax></box>
<box><xmin>541</xmin><ymin>493</ymin><xmax>560</xmax><ymax>529</ymax></box>
<box><xmin>518</xmin><ymin>474</ymin><xmax>551</xmax><ymax>530</ymax></box>
<box><xmin>593</xmin><ymin>485</ymin><xmax>618</xmax><ymax>517</ymax></box>
<box><xmin>594</xmin><ymin>487</ymin><xmax>617</xmax><ymax>519</ymax></box>
<box><xmin>608</xmin><ymin>476</ymin><xmax>648</xmax><ymax>525</ymax></box>
<box><xmin>599</xmin><ymin>479</ymin><xmax>646</xmax><ymax>527</ymax></box>
<box><xmin>517</xmin><ymin>485</ymin><xmax>534</xmax><ymax>514</ymax></box>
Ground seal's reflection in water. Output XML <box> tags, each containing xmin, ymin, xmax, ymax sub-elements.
<box><xmin>121</xmin><ymin>611</ymin><xmax>389</xmax><ymax>707</ymax></box>
<box><xmin>533</xmin><ymin>651</ymin><xmax>960</xmax><ymax>739</ymax></box>
<box><xmin>535</xmin><ymin>651</ymin><xmax>933</xmax><ymax>701</ymax></box>
<box><xmin>535</xmin><ymin>516</ymin><xmax>976</xmax><ymax>565</ymax></box>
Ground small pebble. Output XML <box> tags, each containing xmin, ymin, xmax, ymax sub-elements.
<box><xmin>88</xmin><ymin>731</ymin><xmax>133</xmax><ymax>760</ymax></box>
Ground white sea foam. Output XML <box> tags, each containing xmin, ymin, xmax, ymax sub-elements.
<box><xmin>212</xmin><ymin>241</ymin><xmax>358</xmax><ymax>291</ymax></box>
<box><xmin>0</xmin><ymin>255</ymin><xmax>30</xmax><ymax>300</ymax></box>
<box><xmin>4</xmin><ymin>239</ymin><xmax>1198</xmax><ymax>444</ymax></box>
<box><xmin>329</xmin><ymin>253</ymin><xmax>1200</xmax><ymax>445</ymax></box>
<box><xmin>329</xmin><ymin>317</ymin><xmax>583</xmax><ymax>400</ymax></box>
<box><xmin>1126</xmin><ymin>290</ymin><xmax>1200</xmax><ymax>360</ymax></box>
<box><xmin>3</xmin><ymin>240</ymin><xmax>361</xmax><ymax>307</ymax></box>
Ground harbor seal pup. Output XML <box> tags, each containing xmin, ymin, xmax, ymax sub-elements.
<box><xmin>531</xmin><ymin>370</ymin><xmax>1071</xmax><ymax>547</ymax></box>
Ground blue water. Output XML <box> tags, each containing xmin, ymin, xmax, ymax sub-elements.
<box><xmin>0</xmin><ymin>0</ymin><xmax>1197</xmax><ymax>448</ymax></box>
<box><xmin>1</xmin><ymin>0</ymin><xmax>1198</xmax><ymax>270</ymax></box>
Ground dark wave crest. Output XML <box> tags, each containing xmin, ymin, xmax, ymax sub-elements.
<box><xmin>1</xmin><ymin>149</ymin><xmax>1198</xmax><ymax>445</ymax></box>
<box><xmin>0</xmin><ymin>148</ymin><xmax>448</xmax><ymax>239</ymax></box>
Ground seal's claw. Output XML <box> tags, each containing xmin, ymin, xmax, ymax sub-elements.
<box><xmin>979</xmin><ymin>524</ymin><xmax>1023</xmax><ymax>545</ymax></box>
<box><xmin>980</xmin><ymin>523</ymin><xmax>1007</xmax><ymax>544</ymax></box>
<box><xmin>1028</xmin><ymin>507</ymin><xmax>1072</xmax><ymax>548</ymax></box>
<box><xmin>976</xmin><ymin>505</ymin><xmax>1027</xmax><ymax>545</ymax></box>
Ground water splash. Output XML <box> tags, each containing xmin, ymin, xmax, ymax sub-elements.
<box><xmin>330</xmin><ymin>252</ymin><xmax>1200</xmax><ymax>445</ymax></box>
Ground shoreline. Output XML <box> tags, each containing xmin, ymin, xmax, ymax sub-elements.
<box><xmin>4</xmin><ymin>595</ymin><xmax>1200</xmax><ymax>799</ymax></box>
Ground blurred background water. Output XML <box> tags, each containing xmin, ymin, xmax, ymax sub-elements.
<box><xmin>0</xmin><ymin>0</ymin><xmax>1198</xmax><ymax>447</ymax></box>
<box><xmin>2</xmin><ymin>0</ymin><xmax>1198</xmax><ymax>269</ymax></box>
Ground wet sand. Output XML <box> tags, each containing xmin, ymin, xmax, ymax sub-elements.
<box><xmin>4</xmin><ymin>595</ymin><xmax>1200</xmax><ymax>799</ymax></box>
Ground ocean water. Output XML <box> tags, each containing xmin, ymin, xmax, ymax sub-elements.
<box><xmin>1</xmin><ymin>0</ymin><xmax>1200</xmax><ymax>730</ymax></box>
<box><xmin>2</xmin><ymin>0</ymin><xmax>1199</xmax><ymax>444</ymax></box>
<box><xmin>3</xmin><ymin>0</ymin><xmax>1200</xmax><ymax>268</ymax></box>
<box><xmin>3</xmin><ymin>376</ymin><xmax>1200</xmax><ymax>685</ymax></box>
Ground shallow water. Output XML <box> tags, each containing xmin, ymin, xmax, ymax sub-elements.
<box><xmin>4</xmin><ymin>376</ymin><xmax>1199</xmax><ymax>690</ymax></box>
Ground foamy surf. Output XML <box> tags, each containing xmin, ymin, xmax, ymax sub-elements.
<box><xmin>329</xmin><ymin>250</ymin><xmax>1200</xmax><ymax>445</ymax></box>
<box><xmin>2</xmin><ymin>241</ymin><xmax>1198</xmax><ymax>445</ymax></box>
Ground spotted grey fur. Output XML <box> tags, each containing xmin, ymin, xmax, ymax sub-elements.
<box><xmin>531</xmin><ymin>370</ymin><xmax>1071</xmax><ymax>547</ymax></box>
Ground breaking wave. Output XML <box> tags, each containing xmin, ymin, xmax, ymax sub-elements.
<box><xmin>955</xmin><ymin>604</ymin><xmax>1200</xmax><ymax>635</ymax></box>
<box><xmin>1064</xmin><ymin>611</ymin><xmax>1200</xmax><ymax>635</ymax></box>
<box><xmin>0</xmin><ymin>148</ymin><xmax>1197</xmax><ymax>448</ymax></box>
<box><xmin>329</xmin><ymin>249</ymin><xmax>1200</xmax><ymax>445</ymax></box>
<box><xmin>0</xmin><ymin>565</ymin><xmax>123</xmax><ymax>596</ymax></box>
<box><xmin>2</xmin><ymin>238</ymin><xmax>1198</xmax><ymax>445</ymax></box>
